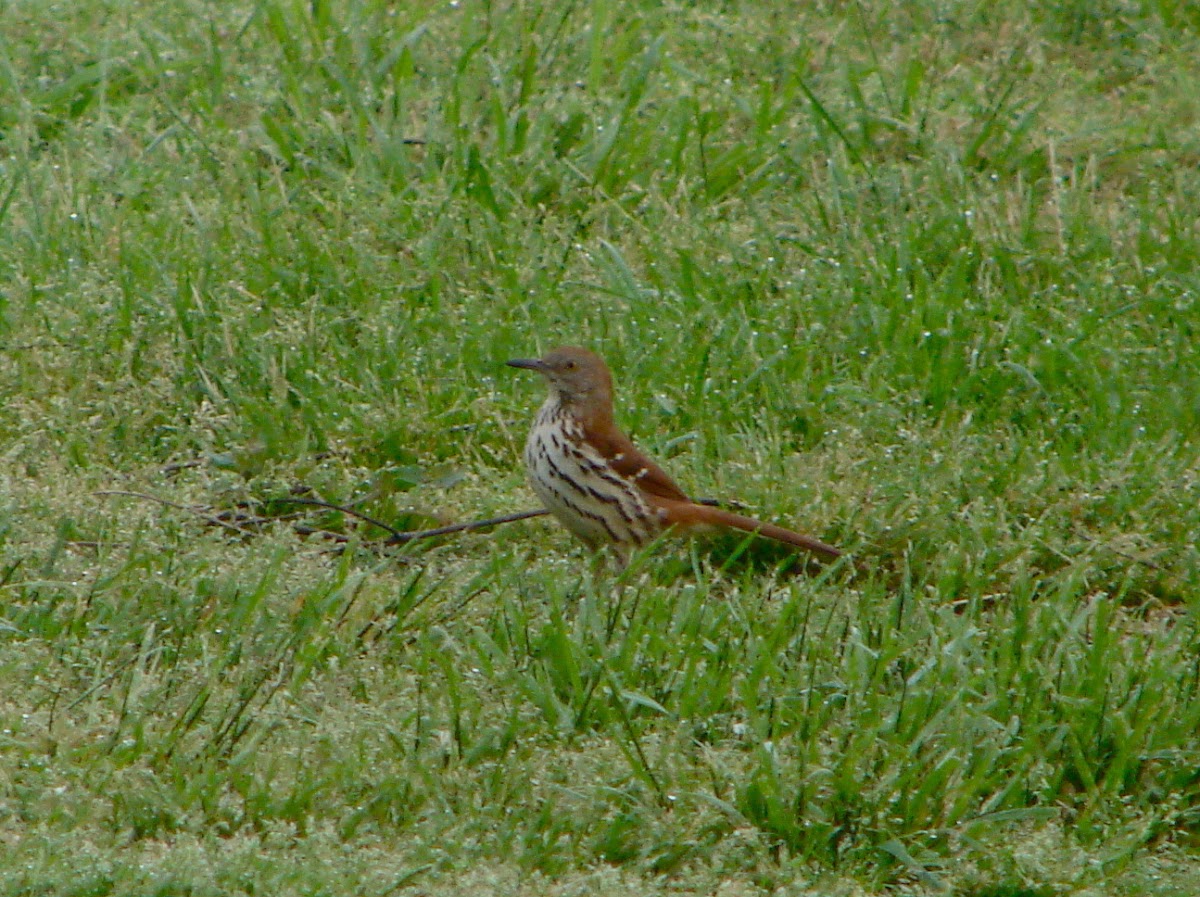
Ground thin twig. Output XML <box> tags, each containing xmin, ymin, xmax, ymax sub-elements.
<box><xmin>95</xmin><ymin>489</ymin><xmax>550</xmax><ymax>546</ymax></box>
<box><xmin>271</xmin><ymin>496</ymin><xmax>409</xmax><ymax>539</ymax></box>
<box><xmin>293</xmin><ymin>524</ymin><xmax>350</xmax><ymax>543</ymax></box>
<box><xmin>273</xmin><ymin>497</ymin><xmax>550</xmax><ymax>544</ymax></box>
<box><xmin>94</xmin><ymin>490</ymin><xmax>263</xmax><ymax>537</ymax></box>
<box><xmin>161</xmin><ymin>459</ymin><xmax>203</xmax><ymax>475</ymax></box>
<box><xmin>384</xmin><ymin>509</ymin><xmax>549</xmax><ymax>544</ymax></box>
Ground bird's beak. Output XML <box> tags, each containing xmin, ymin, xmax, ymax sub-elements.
<box><xmin>506</xmin><ymin>357</ymin><xmax>546</xmax><ymax>372</ymax></box>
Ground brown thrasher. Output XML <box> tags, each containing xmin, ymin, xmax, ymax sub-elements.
<box><xmin>506</xmin><ymin>346</ymin><xmax>842</xmax><ymax>566</ymax></box>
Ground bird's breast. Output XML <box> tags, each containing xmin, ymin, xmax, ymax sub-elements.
<box><xmin>523</xmin><ymin>402</ymin><xmax>662</xmax><ymax>547</ymax></box>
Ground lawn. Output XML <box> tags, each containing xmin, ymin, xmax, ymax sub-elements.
<box><xmin>2</xmin><ymin>0</ymin><xmax>1199</xmax><ymax>894</ymax></box>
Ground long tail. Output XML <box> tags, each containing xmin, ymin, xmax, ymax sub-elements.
<box><xmin>665</xmin><ymin>500</ymin><xmax>843</xmax><ymax>561</ymax></box>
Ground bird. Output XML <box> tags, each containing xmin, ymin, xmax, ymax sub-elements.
<box><xmin>506</xmin><ymin>346</ymin><xmax>842</xmax><ymax>567</ymax></box>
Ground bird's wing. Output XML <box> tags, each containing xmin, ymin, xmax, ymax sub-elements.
<box><xmin>582</xmin><ymin>422</ymin><xmax>692</xmax><ymax>503</ymax></box>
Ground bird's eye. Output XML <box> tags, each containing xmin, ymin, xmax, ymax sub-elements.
<box><xmin>564</xmin><ymin>361</ymin><xmax>576</xmax><ymax>370</ymax></box>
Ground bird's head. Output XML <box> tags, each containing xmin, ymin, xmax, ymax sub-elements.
<box><xmin>506</xmin><ymin>346</ymin><xmax>613</xmax><ymax>407</ymax></box>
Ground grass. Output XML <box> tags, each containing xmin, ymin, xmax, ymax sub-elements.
<box><xmin>1</xmin><ymin>0</ymin><xmax>1199</xmax><ymax>893</ymax></box>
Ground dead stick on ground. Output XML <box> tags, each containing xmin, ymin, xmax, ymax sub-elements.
<box><xmin>96</xmin><ymin>490</ymin><xmax>549</xmax><ymax>545</ymax></box>
<box><xmin>94</xmin><ymin>490</ymin><xmax>264</xmax><ymax>538</ymax></box>
<box><xmin>383</xmin><ymin>509</ymin><xmax>548</xmax><ymax>544</ymax></box>
<box><xmin>270</xmin><ymin>497</ymin><xmax>548</xmax><ymax>543</ymax></box>
<box><xmin>270</xmin><ymin>496</ymin><xmax>410</xmax><ymax>539</ymax></box>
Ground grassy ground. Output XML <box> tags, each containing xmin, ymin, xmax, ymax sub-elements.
<box><xmin>2</xmin><ymin>0</ymin><xmax>1199</xmax><ymax>893</ymax></box>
